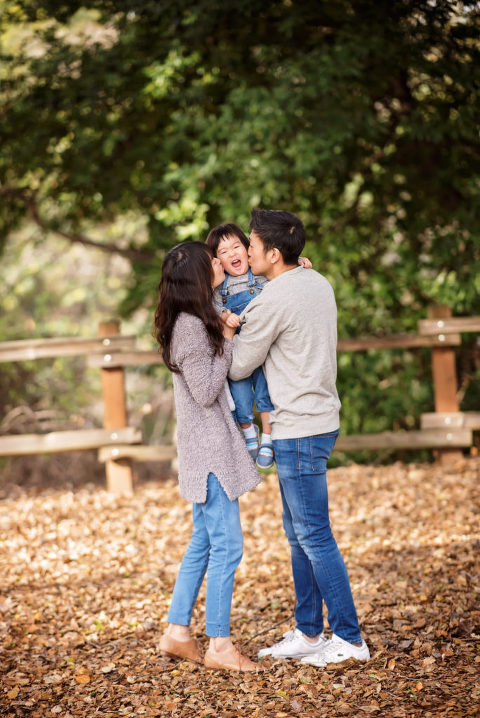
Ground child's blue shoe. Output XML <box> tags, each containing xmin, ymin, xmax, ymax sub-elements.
<box><xmin>245</xmin><ymin>424</ymin><xmax>260</xmax><ymax>461</ymax></box>
<box><xmin>256</xmin><ymin>442</ymin><xmax>274</xmax><ymax>469</ymax></box>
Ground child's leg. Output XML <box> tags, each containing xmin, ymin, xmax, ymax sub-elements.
<box><xmin>252</xmin><ymin>367</ymin><xmax>274</xmax><ymax>442</ymax></box>
<box><xmin>228</xmin><ymin>377</ymin><xmax>259</xmax><ymax>458</ymax></box>
<box><xmin>260</xmin><ymin>411</ymin><xmax>272</xmax><ymax>436</ymax></box>
<box><xmin>252</xmin><ymin>367</ymin><xmax>275</xmax><ymax>467</ymax></box>
<box><xmin>228</xmin><ymin>376</ymin><xmax>255</xmax><ymax>427</ymax></box>
<box><xmin>202</xmin><ymin>473</ymin><xmax>243</xmax><ymax>638</ymax></box>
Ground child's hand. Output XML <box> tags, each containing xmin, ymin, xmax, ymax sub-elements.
<box><xmin>298</xmin><ymin>256</ymin><xmax>313</xmax><ymax>269</ymax></box>
<box><xmin>222</xmin><ymin>310</ymin><xmax>241</xmax><ymax>328</ymax></box>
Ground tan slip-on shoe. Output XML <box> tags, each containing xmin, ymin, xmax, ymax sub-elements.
<box><xmin>157</xmin><ymin>634</ymin><xmax>202</xmax><ymax>664</ymax></box>
<box><xmin>204</xmin><ymin>644</ymin><xmax>258</xmax><ymax>672</ymax></box>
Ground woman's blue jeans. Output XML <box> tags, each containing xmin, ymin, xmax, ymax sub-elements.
<box><xmin>273</xmin><ymin>431</ymin><xmax>361</xmax><ymax>643</ymax></box>
<box><xmin>167</xmin><ymin>473</ymin><xmax>243</xmax><ymax>637</ymax></box>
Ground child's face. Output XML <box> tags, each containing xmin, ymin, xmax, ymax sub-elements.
<box><xmin>216</xmin><ymin>234</ymin><xmax>249</xmax><ymax>277</ymax></box>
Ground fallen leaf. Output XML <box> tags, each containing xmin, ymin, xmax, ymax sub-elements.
<box><xmin>101</xmin><ymin>664</ymin><xmax>116</xmax><ymax>673</ymax></box>
<box><xmin>74</xmin><ymin>671</ymin><xmax>91</xmax><ymax>684</ymax></box>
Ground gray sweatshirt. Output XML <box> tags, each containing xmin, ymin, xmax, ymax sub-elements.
<box><xmin>171</xmin><ymin>312</ymin><xmax>261</xmax><ymax>502</ymax></box>
<box><xmin>229</xmin><ymin>266</ymin><xmax>341</xmax><ymax>440</ymax></box>
<box><xmin>213</xmin><ymin>273</ymin><xmax>268</xmax><ymax>315</ymax></box>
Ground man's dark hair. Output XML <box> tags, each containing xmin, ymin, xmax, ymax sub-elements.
<box><xmin>249</xmin><ymin>209</ymin><xmax>305</xmax><ymax>265</ymax></box>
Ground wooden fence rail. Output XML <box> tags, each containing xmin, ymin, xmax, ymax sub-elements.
<box><xmin>0</xmin><ymin>307</ymin><xmax>478</xmax><ymax>493</ymax></box>
<box><xmin>0</xmin><ymin>335</ymin><xmax>136</xmax><ymax>363</ymax></box>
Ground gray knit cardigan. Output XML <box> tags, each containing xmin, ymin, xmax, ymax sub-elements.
<box><xmin>170</xmin><ymin>312</ymin><xmax>261</xmax><ymax>503</ymax></box>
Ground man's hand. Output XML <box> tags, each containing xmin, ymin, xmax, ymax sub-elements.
<box><xmin>298</xmin><ymin>256</ymin><xmax>313</xmax><ymax>269</ymax></box>
<box><xmin>221</xmin><ymin>309</ymin><xmax>241</xmax><ymax>328</ymax></box>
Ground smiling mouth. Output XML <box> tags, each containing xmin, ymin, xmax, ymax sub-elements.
<box><xmin>231</xmin><ymin>259</ymin><xmax>242</xmax><ymax>268</ymax></box>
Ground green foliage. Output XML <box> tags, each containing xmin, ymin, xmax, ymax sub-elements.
<box><xmin>1</xmin><ymin>0</ymin><xmax>479</xmax><ymax>453</ymax></box>
<box><xmin>0</xmin><ymin>226</ymin><xmax>131</xmax><ymax>419</ymax></box>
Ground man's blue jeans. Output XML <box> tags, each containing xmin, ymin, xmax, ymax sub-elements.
<box><xmin>167</xmin><ymin>473</ymin><xmax>243</xmax><ymax>637</ymax></box>
<box><xmin>273</xmin><ymin>431</ymin><xmax>362</xmax><ymax>643</ymax></box>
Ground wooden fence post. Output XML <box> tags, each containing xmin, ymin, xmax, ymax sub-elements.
<box><xmin>98</xmin><ymin>321</ymin><xmax>134</xmax><ymax>494</ymax></box>
<box><xmin>428</xmin><ymin>305</ymin><xmax>463</xmax><ymax>465</ymax></box>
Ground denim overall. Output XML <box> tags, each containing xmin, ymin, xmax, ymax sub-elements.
<box><xmin>220</xmin><ymin>269</ymin><xmax>274</xmax><ymax>424</ymax></box>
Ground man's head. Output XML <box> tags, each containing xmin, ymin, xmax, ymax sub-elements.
<box><xmin>248</xmin><ymin>209</ymin><xmax>306</xmax><ymax>279</ymax></box>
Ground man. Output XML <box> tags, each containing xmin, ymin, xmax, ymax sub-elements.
<box><xmin>229</xmin><ymin>208</ymin><xmax>369</xmax><ymax>667</ymax></box>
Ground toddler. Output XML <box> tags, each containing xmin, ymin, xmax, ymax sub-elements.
<box><xmin>206</xmin><ymin>223</ymin><xmax>274</xmax><ymax>469</ymax></box>
<box><xmin>206</xmin><ymin>223</ymin><xmax>311</xmax><ymax>469</ymax></box>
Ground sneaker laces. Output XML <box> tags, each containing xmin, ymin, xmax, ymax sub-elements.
<box><xmin>277</xmin><ymin>629</ymin><xmax>298</xmax><ymax>645</ymax></box>
<box><xmin>322</xmin><ymin>634</ymin><xmax>355</xmax><ymax>659</ymax></box>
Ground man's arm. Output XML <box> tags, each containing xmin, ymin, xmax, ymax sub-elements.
<box><xmin>229</xmin><ymin>296</ymin><xmax>281</xmax><ymax>381</ymax></box>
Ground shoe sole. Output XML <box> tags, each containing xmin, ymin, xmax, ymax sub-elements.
<box><xmin>258</xmin><ymin>652</ymin><xmax>317</xmax><ymax>659</ymax></box>
<box><xmin>158</xmin><ymin>649</ymin><xmax>202</xmax><ymax>664</ymax></box>
<box><xmin>302</xmin><ymin>656</ymin><xmax>369</xmax><ymax>669</ymax></box>
<box><xmin>204</xmin><ymin>661</ymin><xmax>258</xmax><ymax>672</ymax></box>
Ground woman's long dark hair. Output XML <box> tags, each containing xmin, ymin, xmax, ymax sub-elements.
<box><xmin>154</xmin><ymin>241</ymin><xmax>224</xmax><ymax>372</ymax></box>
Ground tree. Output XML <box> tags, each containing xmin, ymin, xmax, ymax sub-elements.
<box><xmin>1</xmin><ymin>0</ymin><xmax>479</xmax><ymax>449</ymax></box>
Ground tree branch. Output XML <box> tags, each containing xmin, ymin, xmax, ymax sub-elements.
<box><xmin>0</xmin><ymin>186</ymin><xmax>155</xmax><ymax>264</ymax></box>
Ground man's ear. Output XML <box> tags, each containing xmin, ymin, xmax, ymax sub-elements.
<box><xmin>270</xmin><ymin>247</ymin><xmax>280</xmax><ymax>264</ymax></box>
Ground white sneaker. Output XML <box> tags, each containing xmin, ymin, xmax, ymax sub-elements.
<box><xmin>257</xmin><ymin>628</ymin><xmax>326</xmax><ymax>659</ymax></box>
<box><xmin>300</xmin><ymin>633</ymin><xmax>370</xmax><ymax>667</ymax></box>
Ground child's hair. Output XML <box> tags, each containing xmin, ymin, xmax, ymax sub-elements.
<box><xmin>153</xmin><ymin>241</ymin><xmax>224</xmax><ymax>372</ymax></box>
<box><xmin>205</xmin><ymin>222</ymin><xmax>249</xmax><ymax>256</ymax></box>
<box><xmin>250</xmin><ymin>209</ymin><xmax>305</xmax><ymax>265</ymax></box>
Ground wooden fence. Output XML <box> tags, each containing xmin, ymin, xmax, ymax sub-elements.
<box><xmin>0</xmin><ymin>307</ymin><xmax>479</xmax><ymax>493</ymax></box>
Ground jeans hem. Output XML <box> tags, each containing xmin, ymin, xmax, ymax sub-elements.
<box><xmin>255</xmin><ymin>402</ymin><xmax>275</xmax><ymax>413</ymax></box>
<box><xmin>166</xmin><ymin>615</ymin><xmax>190</xmax><ymax>626</ymax></box>
<box><xmin>335</xmin><ymin>631</ymin><xmax>362</xmax><ymax>644</ymax></box>
<box><xmin>206</xmin><ymin>623</ymin><xmax>231</xmax><ymax>637</ymax></box>
<box><xmin>297</xmin><ymin>625</ymin><xmax>324</xmax><ymax>638</ymax></box>
<box><xmin>235</xmin><ymin>413</ymin><xmax>254</xmax><ymax>425</ymax></box>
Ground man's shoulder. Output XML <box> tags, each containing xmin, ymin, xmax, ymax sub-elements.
<box><xmin>269</xmin><ymin>266</ymin><xmax>333</xmax><ymax>292</ymax></box>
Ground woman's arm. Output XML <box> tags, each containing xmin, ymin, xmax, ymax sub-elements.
<box><xmin>174</xmin><ymin>315</ymin><xmax>233</xmax><ymax>407</ymax></box>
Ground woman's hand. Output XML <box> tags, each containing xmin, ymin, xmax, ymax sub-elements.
<box><xmin>222</xmin><ymin>323</ymin><xmax>236</xmax><ymax>340</ymax></box>
<box><xmin>298</xmin><ymin>256</ymin><xmax>312</xmax><ymax>269</ymax></box>
<box><xmin>221</xmin><ymin>310</ymin><xmax>237</xmax><ymax>339</ymax></box>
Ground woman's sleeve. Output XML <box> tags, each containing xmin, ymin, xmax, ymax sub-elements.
<box><xmin>175</xmin><ymin>316</ymin><xmax>233</xmax><ymax>407</ymax></box>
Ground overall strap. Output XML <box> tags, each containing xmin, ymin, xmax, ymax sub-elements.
<box><xmin>249</xmin><ymin>267</ymin><xmax>264</xmax><ymax>291</ymax></box>
<box><xmin>220</xmin><ymin>273</ymin><xmax>230</xmax><ymax>298</ymax></box>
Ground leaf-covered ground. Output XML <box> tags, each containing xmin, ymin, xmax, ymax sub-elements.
<box><xmin>1</xmin><ymin>457</ymin><xmax>479</xmax><ymax>717</ymax></box>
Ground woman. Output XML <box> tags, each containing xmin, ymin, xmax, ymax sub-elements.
<box><xmin>153</xmin><ymin>241</ymin><xmax>261</xmax><ymax>672</ymax></box>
